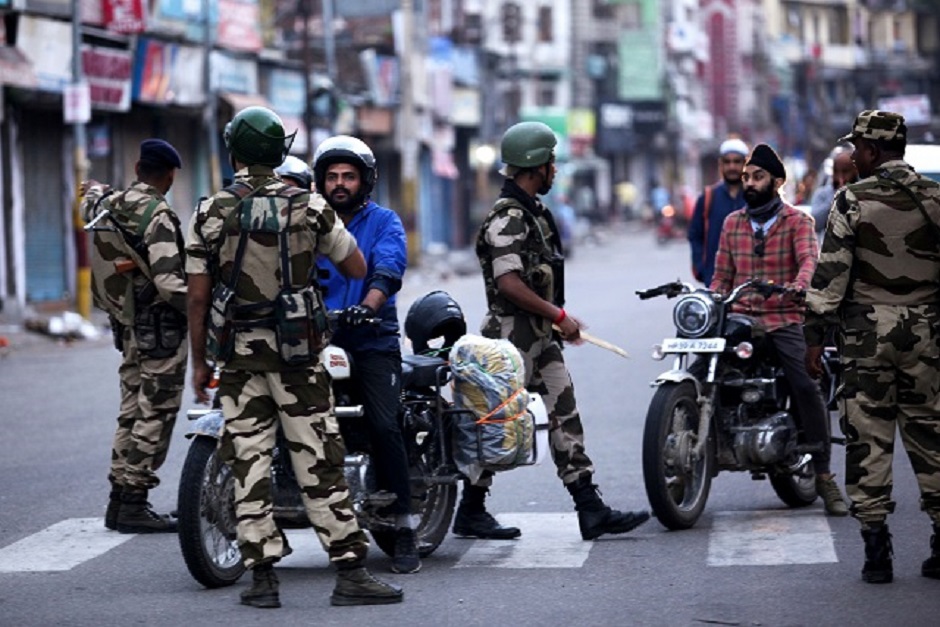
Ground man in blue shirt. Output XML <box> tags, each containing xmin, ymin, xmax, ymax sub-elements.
<box><xmin>687</xmin><ymin>137</ymin><xmax>749</xmax><ymax>285</ymax></box>
<box><xmin>313</xmin><ymin>136</ymin><xmax>417</xmax><ymax>574</ymax></box>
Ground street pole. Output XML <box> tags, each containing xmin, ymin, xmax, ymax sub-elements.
<box><xmin>301</xmin><ymin>0</ymin><xmax>312</xmax><ymax>163</ymax></box>
<box><xmin>71</xmin><ymin>0</ymin><xmax>90</xmax><ymax>319</ymax></box>
<box><xmin>203</xmin><ymin>0</ymin><xmax>221</xmax><ymax>191</ymax></box>
<box><xmin>400</xmin><ymin>0</ymin><xmax>420</xmax><ymax>264</ymax></box>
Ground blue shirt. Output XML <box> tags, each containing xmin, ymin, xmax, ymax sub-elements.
<box><xmin>687</xmin><ymin>181</ymin><xmax>746</xmax><ymax>285</ymax></box>
<box><xmin>317</xmin><ymin>200</ymin><xmax>407</xmax><ymax>353</ymax></box>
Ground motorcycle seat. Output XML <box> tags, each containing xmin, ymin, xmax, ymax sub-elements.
<box><xmin>402</xmin><ymin>353</ymin><xmax>449</xmax><ymax>389</ymax></box>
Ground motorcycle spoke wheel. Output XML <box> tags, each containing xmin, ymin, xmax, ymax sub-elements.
<box><xmin>643</xmin><ymin>382</ymin><xmax>714</xmax><ymax>530</ymax></box>
<box><xmin>177</xmin><ymin>436</ymin><xmax>245</xmax><ymax>588</ymax></box>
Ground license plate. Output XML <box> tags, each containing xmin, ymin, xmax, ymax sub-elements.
<box><xmin>661</xmin><ymin>338</ymin><xmax>726</xmax><ymax>353</ymax></box>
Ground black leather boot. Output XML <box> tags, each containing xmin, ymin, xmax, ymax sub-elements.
<box><xmin>116</xmin><ymin>488</ymin><xmax>177</xmax><ymax>533</ymax></box>
<box><xmin>567</xmin><ymin>476</ymin><xmax>650</xmax><ymax>540</ymax></box>
<box><xmin>922</xmin><ymin>524</ymin><xmax>940</xmax><ymax>579</ymax></box>
<box><xmin>105</xmin><ymin>484</ymin><xmax>123</xmax><ymax>531</ymax></box>
<box><xmin>240</xmin><ymin>563</ymin><xmax>280</xmax><ymax>608</ymax></box>
<box><xmin>331</xmin><ymin>563</ymin><xmax>403</xmax><ymax>606</ymax></box>
<box><xmin>452</xmin><ymin>483</ymin><xmax>521</xmax><ymax>540</ymax></box>
<box><xmin>861</xmin><ymin>524</ymin><xmax>893</xmax><ymax>584</ymax></box>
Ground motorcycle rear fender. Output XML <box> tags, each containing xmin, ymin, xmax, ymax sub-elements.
<box><xmin>184</xmin><ymin>408</ymin><xmax>224</xmax><ymax>440</ymax></box>
<box><xmin>527</xmin><ymin>392</ymin><xmax>551</xmax><ymax>465</ymax></box>
<box><xmin>651</xmin><ymin>369</ymin><xmax>702</xmax><ymax>396</ymax></box>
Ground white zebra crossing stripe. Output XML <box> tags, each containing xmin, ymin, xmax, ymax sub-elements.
<box><xmin>455</xmin><ymin>513</ymin><xmax>591</xmax><ymax>569</ymax></box>
<box><xmin>707</xmin><ymin>509</ymin><xmax>837</xmax><ymax>566</ymax></box>
<box><xmin>0</xmin><ymin>518</ymin><xmax>134</xmax><ymax>572</ymax></box>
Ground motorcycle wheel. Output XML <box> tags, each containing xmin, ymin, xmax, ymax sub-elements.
<box><xmin>177</xmin><ymin>435</ymin><xmax>245</xmax><ymax>588</ymax></box>
<box><xmin>769</xmin><ymin>464</ymin><xmax>817</xmax><ymax>508</ymax></box>
<box><xmin>643</xmin><ymin>381</ymin><xmax>715</xmax><ymax>530</ymax></box>
<box><xmin>371</xmin><ymin>411</ymin><xmax>458</xmax><ymax>558</ymax></box>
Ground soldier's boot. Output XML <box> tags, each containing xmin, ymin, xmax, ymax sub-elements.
<box><xmin>240</xmin><ymin>563</ymin><xmax>281</xmax><ymax>609</ymax></box>
<box><xmin>567</xmin><ymin>476</ymin><xmax>650</xmax><ymax>541</ymax></box>
<box><xmin>452</xmin><ymin>483</ymin><xmax>521</xmax><ymax>540</ymax></box>
<box><xmin>861</xmin><ymin>524</ymin><xmax>893</xmax><ymax>584</ymax></box>
<box><xmin>815</xmin><ymin>474</ymin><xmax>849</xmax><ymax>517</ymax></box>
<box><xmin>921</xmin><ymin>524</ymin><xmax>940</xmax><ymax>579</ymax></box>
<box><xmin>330</xmin><ymin>563</ymin><xmax>403</xmax><ymax>606</ymax></box>
<box><xmin>105</xmin><ymin>483</ymin><xmax>123</xmax><ymax>531</ymax></box>
<box><xmin>116</xmin><ymin>488</ymin><xmax>177</xmax><ymax>534</ymax></box>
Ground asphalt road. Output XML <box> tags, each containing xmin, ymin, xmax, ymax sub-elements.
<box><xmin>1</xmin><ymin>224</ymin><xmax>938</xmax><ymax>626</ymax></box>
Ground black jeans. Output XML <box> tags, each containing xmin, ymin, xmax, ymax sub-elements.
<box><xmin>769</xmin><ymin>324</ymin><xmax>831</xmax><ymax>474</ymax></box>
<box><xmin>347</xmin><ymin>349</ymin><xmax>412</xmax><ymax>515</ymax></box>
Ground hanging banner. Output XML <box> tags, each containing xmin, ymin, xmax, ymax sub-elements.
<box><xmin>133</xmin><ymin>38</ymin><xmax>205</xmax><ymax>106</ymax></box>
<box><xmin>82</xmin><ymin>45</ymin><xmax>133</xmax><ymax>111</ymax></box>
<box><xmin>217</xmin><ymin>0</ymin><xmax>262</xmax><ymax>53</ymax></box>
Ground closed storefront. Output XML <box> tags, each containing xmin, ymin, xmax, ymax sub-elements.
<box><xmin>21</xmin><ymin>109</ymin><xmax>68</xmax><ymax>304</ymax></box>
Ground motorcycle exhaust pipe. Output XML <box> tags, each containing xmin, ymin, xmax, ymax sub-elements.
<box><xmin>335</xmin><ymin>405</ymin><xmax>364</xmax><ymax>418</ymax></box>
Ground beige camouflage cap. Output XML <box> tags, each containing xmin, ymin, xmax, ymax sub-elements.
<box><xmin>839</xmin><ymin>110</ymin><xmax>906</xmax><ymax>143</ymax></box>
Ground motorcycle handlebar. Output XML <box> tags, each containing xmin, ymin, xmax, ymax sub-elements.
<box><xmin>635</xmin><ymin>280</ymin><xmax>689</xmax><ymax>300</ymax></box>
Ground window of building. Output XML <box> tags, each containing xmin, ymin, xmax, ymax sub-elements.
<box><xmin>592</xmin><ymin>0</ymin><xmax>614</xmax><ymax>20</ymax></box>
<box><xmin>828</xmin><ymin>6</ymin><xmax>848</xmax><ymax>45</ymax></box>
<box><xmin>537</xmin><ymin>81</ymin><xmax>555</xmax><ymax>107</ymax></box>
<box><xmin>623</xmin><ymin>2</ymin><xmax>641</xmax><ymax>30</ymax></box>
<box><xmin>538</xmin><ymin>6</ymin><xmax>553</xmax><ymax>43</ymax></box>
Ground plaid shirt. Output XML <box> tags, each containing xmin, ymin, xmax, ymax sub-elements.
<box><xmin>710</xmin><ymin>203</ymin><xmax>819</xmax><ymax>331</ymax></box>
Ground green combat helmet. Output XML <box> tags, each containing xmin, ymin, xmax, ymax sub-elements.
<box><xmin>500</xmin><ymin>121</ymin><xmax>557</xmax><ymax>169</ymax></box>
<box><xmin>224</xmin><ymin>106</ymin><xmax>296</xmax><ymax>167</ymax></box>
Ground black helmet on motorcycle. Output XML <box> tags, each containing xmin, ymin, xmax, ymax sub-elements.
<box><xmin>312</xmin><ymin>135</ymin><xmax>377</xmax><ymax>196</ymax></box>
<box><xmin>405</xmin><ymin>290</ymin><xmax>467</xmax><ymax>355</ymax></box>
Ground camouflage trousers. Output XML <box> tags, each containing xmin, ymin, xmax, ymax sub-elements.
<box><xmin>481</xmin><ymin>314</ymin><xmax>595</xmax><ymax>486</ymax></box>
<box><xmin>110</xmin><ymin>329</ymin><xmax>186</xmax><ymax>490</ymax></box>
<box><xmin>840</xmin><ymin>304</ymin><xmax>940</xmax><ymax>528</ymax></box>
<box><xmin>217</xmin><ymin>364</ymin><xmax>369</xmax><ymax>569</ymax></box>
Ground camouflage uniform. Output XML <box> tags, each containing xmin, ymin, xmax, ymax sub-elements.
<box><xmin>185</xmin><ymin>165</ymin><xmax>368</xmax><ymax>569</ymax></box>
<box><xmin>477</xmin><ymin>190</ymin><xmax>594</xmax><ymax>486</ymax></box>
<box><xmin>806</xmin><ymin>152</ymin><xmax>940</xmax><ymax>529</ymax></box>
<box><xmin>82</xmin><ymin>182</ymin><xmax>188</xmax><ymax>491</ymax></box>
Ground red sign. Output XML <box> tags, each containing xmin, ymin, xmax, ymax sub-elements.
<box><xmin>103</xmin><ymin>0</ymin><xmax>146</xmax><ymax>35</ymax></box>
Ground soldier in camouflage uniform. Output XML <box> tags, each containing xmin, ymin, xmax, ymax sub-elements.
<box><xmin>81</xmin><ymin>139</ymin><xmax>187</xmax><ymax>534</ymax></box>
<box><xmin>805</xmin><ymin>110</ymin><xmax>940</xmax><ymax>584</ymax></box>
<box><xmin>185</xmin><ymin>106</ymin><xmax>402</xmax><ymax>608</ymax></box>
<box><xmin>465</xmin><ymin>121</ymin><xmax>650</xmax><ymax>541</ymax></box>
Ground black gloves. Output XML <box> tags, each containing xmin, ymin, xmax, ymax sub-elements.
<box><xmin>340</xmin><ymin>304</ymin><xmax>375</xmax><ymax>328</ymax></box>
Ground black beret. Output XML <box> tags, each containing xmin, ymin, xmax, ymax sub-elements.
<box><xmin>745</xmin><ymin>143</ymin><xmax>785</xmax><ymax>180</ymax></box>
<box><xmin>139</xmin><ymin>139</ymin><xmax>182</xmax><ymax>169</ymax></box>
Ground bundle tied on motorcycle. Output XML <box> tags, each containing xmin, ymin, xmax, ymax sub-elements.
<box><xmin>450</xmin><ymin>334</ymin><xmax>536</xmax><ymax>483</ymax></box>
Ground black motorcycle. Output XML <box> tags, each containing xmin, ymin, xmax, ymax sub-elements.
<box><xmin>176</xmin><ymin>293</ymin><xmax>549</xmax><ymax>588</ymax></box>
<box><xmin>636</xmin><ymin>279</ymin><xmax>840</xmax><ymax>530</ymax></box>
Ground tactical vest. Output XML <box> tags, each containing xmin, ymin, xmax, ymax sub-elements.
<box><xmin>87</xmin><ymin>188</ymin><xmax>174</xmax><ymax>326</ymax></box>
<box><xmin>476</xmin><ymin>197</ymin><xmax>565</xmax><ymax>319</ymax></box>
<box><xmin>200</xmin><ymin>180</ymin><xmax>329</xmax><ymax>365</ymax></box>
<box><xmin>839</xmin><ymin>169</ymin><xmax>940</xmax><ymax>306</ymax></box>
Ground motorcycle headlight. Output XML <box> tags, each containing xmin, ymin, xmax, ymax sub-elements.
<box><xmin>672</xmin><ymin>294</ymin><xmax>715</xmax><ymax>338</ymax></box>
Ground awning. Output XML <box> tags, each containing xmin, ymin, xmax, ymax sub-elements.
<box><xmin>219</xmin><ymin>91</ymin><xmax>272</xmax><ymax>113</ymax></box>
<box><xmin>0</xmin><ymin>47</ymin><xmax>37</xmax><ymax>89</ymax></box>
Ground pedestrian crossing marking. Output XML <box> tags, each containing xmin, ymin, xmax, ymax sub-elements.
<box><xmin>0</xmin><ymin>510</ymin><xmax>840</xmax><ymax>574</ymax></box>
<box><xmin>455</xmin><ymin>513</ymin><xmax>590</xmax><ymax>569</ymax></box>
<box><xmin>707</xmin><ymin>509</ymin><xmax>837</xmax><ymax>566</ymax></box>
<box><xmin>0</xmin><ymin>518</ymin><xmax>134</xmax><ymax>573</ymax></box>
